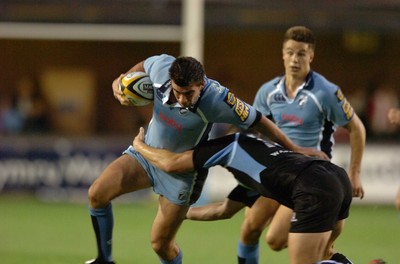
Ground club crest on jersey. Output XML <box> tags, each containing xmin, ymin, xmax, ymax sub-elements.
<box><xmin>179</xmin><ymin>108</ymin><xmax>189</xmax><ymax>115</ymax></box>
<box><xmin>297</xmin><ymin>95</ymin><xmax>308</xmax><ymax>107</ymax></box>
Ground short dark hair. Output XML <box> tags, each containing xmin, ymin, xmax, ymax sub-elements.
<box><xmin>169</xmin><ymin>56</ymin><xmax>205</xmax><ymax>87</ymax></box>
<box><xmin>283</xmin><ymin>26</ymin><xmax>316</xmax><ymax>50</ymax></box>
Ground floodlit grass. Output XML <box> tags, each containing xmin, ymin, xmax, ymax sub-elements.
<box><xmin>0</xmin><ymin>194</ymin><xmax>399</xmax><ymax>263</ymax></box>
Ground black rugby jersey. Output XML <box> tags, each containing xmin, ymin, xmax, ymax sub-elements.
<box><xmin>192</xmin><ymin>133</ymin><xmax>321</xmax><ymax>206</ymax></box>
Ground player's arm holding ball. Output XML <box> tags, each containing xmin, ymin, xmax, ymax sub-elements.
<box><xmin>112</xmin><ymin>61</ymin><xmax>145</xmax><ymax>106</ymax></box>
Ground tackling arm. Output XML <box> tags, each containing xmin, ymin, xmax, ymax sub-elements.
<box><xmin>133</xmin><ymin>127</ymin><xmax>195</xmax><ymax>174</ymax></box>
<box><xmin>253</xmin><ymin>116</ymin><xmax>329</xmax><ymax>160</ymax></box>
<box><xmin>187</xmin><ymin>198</ymin><xmax>246</xmax><ymax>221</ymax></box>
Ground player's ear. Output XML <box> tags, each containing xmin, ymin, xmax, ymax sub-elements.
<box><xmin>199</xmin><ymin>81</ymin><xmax>205</xmax><ymax>90</ymax></box>
<box><xmin>309</xmin><ymin>49</ymin><xmax>314</xmax><ymax>63</ymax></box>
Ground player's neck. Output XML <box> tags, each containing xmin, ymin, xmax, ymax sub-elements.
<box><xmin>285</xmin><ymin>75</ymin><xmax>306</xmax><ymax>99</ymax></box>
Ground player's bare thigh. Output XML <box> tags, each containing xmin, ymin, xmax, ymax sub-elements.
<box><xmin>88</xmin><ymin>154</ymin><xmax>152</xmax><ymax>208</ymax></box>
<box><xmin>265</xmin><ymin>204</ymin><xmax>292</xmax><ymax>251</ymax></box>
<box><xmin>288</xmin><ymin>231</ymin><xmax>331</xmax><ymax>264</ymax></box>
<box><xmin>151</xmin><ymin>196</ymin><xmax>189</xmax><ymax>260</ymax></box>
<box><xmin>240</xmin><ymin>197</ymin><xmax>279</xmax><ymax>244</ymax></box>
<box><xmin>323</xmin><ymin>219</ymin><xmax>345</xmax><ymax>259</ymax></box>
<box><xmin>245</xmin><ymin>196</ymin><xmax>280</xmax><ymax>227</ymax></box>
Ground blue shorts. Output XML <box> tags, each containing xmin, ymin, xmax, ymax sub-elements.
<box><xmin>124</xmin><ymin>145</ymin><xmax>207</xmax><ymax>206</ymax></box>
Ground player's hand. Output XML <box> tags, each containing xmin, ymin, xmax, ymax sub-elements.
<box><xmin>349</xmin><ymin>171</ymin><xmax>364</xmax><ymax>199</ymax></box>
<box><xmin>112</xmin><ymin>74</ymin><xmax>130</xmax><ymax>106</ymax></box>
<box><xmin>297</xmin><ymin>147</ymin><xmax>330</xmax><ymax>161</ymax></box>
<box><xmin>133</xmin><ymin>127</ymin><xmax>145</xmax><ymax>149</ymax></box>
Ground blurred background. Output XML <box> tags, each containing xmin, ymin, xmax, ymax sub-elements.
<box><xmin>0</xmin><ymin>0</ymin><xmax>399</xmax><ymax>204</ymax></box>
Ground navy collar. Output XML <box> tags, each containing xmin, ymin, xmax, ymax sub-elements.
<box><xmin>274</xmin><ymin>71</ymin><xmax>314</xmax><ymax>90</ymax></box>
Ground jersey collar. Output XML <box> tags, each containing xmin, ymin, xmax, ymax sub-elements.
<box><xmin>157</xmin><ymin>78</ymin><xmax>207</xmax><ymax>112</ymax></box>
<box><xmin>275</xmin><ymin>70</ymin><xmax>315</xmax><ymax>95</ymax></box>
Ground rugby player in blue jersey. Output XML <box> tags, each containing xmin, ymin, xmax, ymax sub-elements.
<box><xmin>85</xmin><ymin>54</ymin><xmax>327</xmax><ymax>264</ymax></box>
<box><xmin>184</xmin><ymin>26</ymin><xmax>366</xmax><ymax>264</ymax></box>
<box><xmin>132</xmin><ymin>127</ymin><xmax>353</xmax><ymax>264</ymax></box>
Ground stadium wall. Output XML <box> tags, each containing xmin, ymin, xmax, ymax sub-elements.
<box><xmin>0</xmin><ymin>137</ymin><xmax>398</xmax><ymax>205</ymax></box>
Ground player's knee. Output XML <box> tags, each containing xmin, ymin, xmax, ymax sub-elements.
<box><xmin>151</xmin><ymin>238</ymin><xmax>170</xmax><ymax>257</ymax></box>
<box><xmin>265</xmin><ymin>233</ymin><xmax>287</xmax><ymax>251</ymax></box>
<box><xmin>241</xmin><ymin>222</ymin><xmax>264</xmax><ymax>244</ymax></box>
<box><xmin>242</xmin><ymin>219</ymin><xmax>264</xmax><ymax>235</ymax></box>
<box><xmin>88</xmin><ymin>183</ymin><xmax>109</xmax><ymax>208</ymax></box>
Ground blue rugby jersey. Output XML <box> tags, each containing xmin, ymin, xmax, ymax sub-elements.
<box><xmin>253</xmin><ymin>71</ymin><xmax>354</xmax><ymax>158</ymax></box>
<box><xmin>143</xmin><ymin>54</ymin><xmax>260</xmax><ymax>152</ymax></box>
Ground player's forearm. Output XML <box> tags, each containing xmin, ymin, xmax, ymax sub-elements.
<box><xmin>186</xmin><ymin>200</ymin><xmax>245</xmax><ymax>221</ymax></box>
<box><xmin>348</xmin><ymin>115</ymin><xmax>366</xmax><ymax>175</ymax></box>
<box><xmin>135</xmin><ymin>141</ymin><xmax>175</xmax><ymax>171</ymax></box>
<box><xmin>133</xmin><ymin>127</ymin><xmax>195</xmax><ymax>173</ymax></box>
<box><xmin>187</xmin><ymin>203</ymin><xmax>232</xmax><ymax>221</ymax></box>
<box><xmin>254</xmin><ymin>117</ymin><xmax>297</xmax><ymax>150</ymax></box>
<box><xmin>126</xmin><ymin>61</ymin><xmax>145</xmax><ymax>74</ymax></box>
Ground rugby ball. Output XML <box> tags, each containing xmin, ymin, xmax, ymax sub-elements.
<box><xmin>119</xmin><ymin>72</ymin><xmax>154</xmax><ymax>106</ymax></box>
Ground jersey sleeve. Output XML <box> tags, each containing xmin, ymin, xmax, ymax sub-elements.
<box><xmin>253</xmin><ymin>82</ymin><xmax>272</xmax><ymax>117</ymax></box>
<box><xmin>192</xmin><ymin>134</ymin><xmax>236</xmax><ymax>171</ymax></box>
<box><xmin>322</xmin><ymin>86</ymin><xmax>355</xmax><ymax>127</ymax></box>
<box><xmin>143</xmin><ymin>54</ymin><xmax>175</xmax><ymax>86</ymax></box>
<box><xmin>227</xmin><ymin>184</ymin><xmax>260</xmax><ymax>207</ymax></box>
<box><xmin>198</xmin><ymin>79</ymin><xmax>261</xmax><ymax>130</ymax></box>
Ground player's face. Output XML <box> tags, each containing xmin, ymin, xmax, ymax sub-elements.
<box><xmin>171</xmin><ymin>80</ymin><xmax>204</xmax><ymax>108</ymax></box>
<box><xmin>282</xmin><ymin>39</ymin><xmax>314</xmax><ymax>79</ymax></box>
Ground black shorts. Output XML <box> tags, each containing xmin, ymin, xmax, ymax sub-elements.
<box><xmin>227</xmin><ymin>184</ymin><xmax>261</xmax><ymax>207</ymax></box>
<box><xmin>290</xmin><ymin>161</ymin><xmax>352</xmax><ymax>233</ymax></box>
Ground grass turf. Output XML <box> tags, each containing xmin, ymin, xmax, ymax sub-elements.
<box><xmin>0</xmin><ymin>194</ymin><xmax>399</xmax><ymax>263</ymax></box>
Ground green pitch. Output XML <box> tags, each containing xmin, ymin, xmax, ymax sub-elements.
<box><xmin>1</xmin><ymin>194</ymin><xmax>399</xmax><ymax>263</ymax></box>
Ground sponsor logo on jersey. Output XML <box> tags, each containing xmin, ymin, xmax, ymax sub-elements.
<box><xmin>273</xmin><ymin>93</ymin><xmax>286</xmax><ymax>103</ymax></box>
<box><xmin>224</xmin><ymin>92</ymin><xmax>250</xmax><ymax>122</ymax></box>
<box><xmin>235</xmin><ymin>100</ymin><xmax>250</xmax><ymax>122</ymax></box>
<box><xmin>224</xmin><ymin>92</ymin><xmax>237</xmax><ymax>106</ymax></box>
<box><xmin>335</xmin><ymin>88</ymin><xmax>353</xmax><ymax>120</ymax></box>
<box><xmin>341</xmin><ymin>99</ymin><xmax>354</xmax><ymax>120</ymax></box>
<box><xmin>281</xmin><ymin>113</ymin><xmax>304</xmax><ymax>125</ymax></box>
<box><xmin>159</xmin><ymin>111</ymin><xmax>183</xmax><ymax>132</ymax></box>
<box><xmin>270</xmin><ymin>149</ymin><xmax>292</xmax><ymax>156</ymax></box>
<box><xmin>291</xmin><ymin>212</ymin><xmax>298</xmax><ymax>222</ymax></box>
<box><xmin>335</xmin><ymin>88</ymin><xmax>345</xmax><ymax>101</ymax></box>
